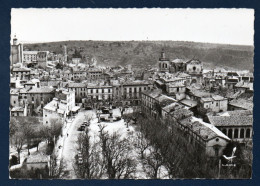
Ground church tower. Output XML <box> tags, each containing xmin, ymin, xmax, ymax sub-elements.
<box><xmin>158</xmin><ymin>50</ymin><xmax>170</xmax><ymax>73</ymax></box>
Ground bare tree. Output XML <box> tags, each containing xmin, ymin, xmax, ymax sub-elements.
<box><xmin>142</xmin><ymin>146</ymin><xmax>164</xmax><ymax>179</ymax></box>
<box><xmin>74</xmin><ymin>130</ymin><xmax>105</xmax><ymax>179</ymax></box>
<box><xmin>98</xmin><ymin>125</ymin><xmax>136</xmax><ymax>179</ymax></box>
<box><xmin>134</xmin><ymin>131</ymin><xmax>150</xmax><ymax>159</ymax></box>
<box><xmin>12</xmin><ymin>131</ymin><xmax>25</xmax><ymax>164</ymax></box>
<box><xmin>43</xmin><ymin>118</ymin><xmax>62</xmax><ymax>144</ymax></box>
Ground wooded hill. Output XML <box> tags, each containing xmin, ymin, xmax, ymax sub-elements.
<box><xmin>24</xmin><ymin>40</ymin><xmax>254</xmax><ymax>71</ymax></box>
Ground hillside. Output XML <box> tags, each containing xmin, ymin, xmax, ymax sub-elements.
<box><xmin>24</xmin><ymin>40</ymin><xmax>254</xmax><ymax>71</ymax></box>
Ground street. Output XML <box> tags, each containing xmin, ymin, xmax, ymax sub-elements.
<box><xmin>59</xmin><ymin>110</ymin><xmax>95</xmax><ymax>179</ymax></box>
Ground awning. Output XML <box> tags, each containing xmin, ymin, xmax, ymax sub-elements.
<box><xmin>72</xmin><ymin>106</ymin><xmax>80</xmax><ymax>112</ymax></box>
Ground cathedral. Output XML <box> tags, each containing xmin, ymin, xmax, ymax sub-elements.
<box><xmin>158</xmin><ymin>50</ymin><xmax>203</xmax><ymax>84</ymax></box>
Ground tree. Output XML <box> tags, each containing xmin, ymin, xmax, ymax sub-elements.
<box><xmin>134</xmin><ymin>114</ymin><xmax>216</xmax><ymax>178</ymax></box>
<box><xmin>43</xmin><ymin>119</ymin><xmax>62</xmax><ymax>144</ymax></box>
<box><xmin>12</xmin><ymin>131</ymin><xmax>24</xmax><ymax>164</ymax></box>
<box><xmin>10</xmin><ymin>118</ymin><xmax>34</xmax><ymax>163</ymax></box>
<box><xmin>134</xmin><ymin>131</ymin><xmax>150</xmax><ymax>159</ymax></box>
<box><xmin>142</xmin><ymin>146</ymin><xmax>164</xmax><ymax>179</ymax></box>
<box><xmin>74</xmin><ymin>129</ymin><xmax>104</xmax><ymax>179</ymax></box>
<box><xmin>98</xmin><ymin>125</ymin><xmax>136</xmax><ymax>179</ymax></box>
<box><xmin>22</xmin><ymin>122</ymin><xmax>34</xmax><ymax>155</ymax></box>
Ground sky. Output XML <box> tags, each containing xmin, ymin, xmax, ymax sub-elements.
<box><xmin>11</xmin><ymin>8</ymin><xmax>254</xmax><ymax>45</ymax></box>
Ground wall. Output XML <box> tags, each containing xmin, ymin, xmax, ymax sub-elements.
<box><xmin>205</xmin><ymin>137</ymin><xmax>229</xmax><ymax>157</ymax></box>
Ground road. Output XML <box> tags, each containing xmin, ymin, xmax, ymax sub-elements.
<box><xmin>60</xmin><ymin>110</ymin><xmax>95</xmax><ymax>179</ymax></box>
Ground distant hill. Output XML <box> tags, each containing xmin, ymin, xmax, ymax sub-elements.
<box><xmin>24</xmin><ymin>40</ymin><xmax>254</xmax><ymax>71</ymax></box>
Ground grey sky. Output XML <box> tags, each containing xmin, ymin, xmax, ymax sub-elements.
<box><xmin>11</xmin><ymin>8</ymin><xmax>254</xmax><ymax>45</ymax></box>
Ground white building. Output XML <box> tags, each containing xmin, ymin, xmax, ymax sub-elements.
<box><xmin>43</xmin><ymin>90</ymin><xmax>76</xmax><ymax>126</ymax></box>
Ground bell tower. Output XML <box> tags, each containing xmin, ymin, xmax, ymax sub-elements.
<box><xmin>158</xmin><ymin>49</ymin><xmax>170</xmax><ymax>73</ymax></box>
<box><xmin>13</xmin><ymin>34</ymin><xmax>18</xmax><ymax>45</ymax></box>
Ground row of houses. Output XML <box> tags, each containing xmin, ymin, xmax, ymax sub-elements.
<box><xmin>141</xmin><ymin>88</ymin><xmax>253</xmax><ymax>157</ymax></box>
<box><xmin>67</xmin><ymin>80</ymin><xmax>153</xmax><ymax>106</ymax></box>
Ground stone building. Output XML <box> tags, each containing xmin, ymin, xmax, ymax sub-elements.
<box><xmin>120</xmin><ymin>80</ymin><xmax>153</xmax><ymax>106</ymax></box>
<box><xmin>12</xmin><ymin>67</ymin><xmax>31</xmax><ymax>81</ymax></box>
<box><xmin>67</xmin><ymin>83</ymin><xmax>87</xmax><ymax>104</ymax></box>
<box><xmin>208</xmin><ymin>110</ymin><xmax>253</xmax><ymax>144</ymax></box>
<box><xmin>199</xmin><ymin>95</ymin><xmax>228</xmax><ymax>113</ymax></box>
<box><xmin>27</xmin><ymin>87</ymin><xmax>56</xmax><ymax>115</ymax></box>
<box><xmin>10</xmin><ymin>36</ymin><xmax>23</xmax><ymax>66</ymax></box>
<box><xmin>178</xmin><ymin>117</ymin><xmax>230</xmax><ymax>157</ymax></box>
<box><xmin>158</xmin><ymin>51</ymin><xmax>170</xmax><ymax>73</ymax></box>
<box><xmin>43</xmin><ymin>90</ymin><xmax>75</xmax><ymax>125</ymax></box>
<box><xmin>23</xmin><ymin>51</ymin><xmax>38</xmax><ymax>63</ymax></box>
<box><xmin>87</xmin><ymin>83</ymin><xmax>113</xmax><ymax>101</ymax></box>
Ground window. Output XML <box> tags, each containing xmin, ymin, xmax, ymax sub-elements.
<box><xmin>216</xmin><ymin>102</ymin><xmax>218</xmax><ymax>106</ymax></box>
<box><xmin>240</xmin><ymin>129</ymin><xmax>245</xmax><ymax>138</ymax></box>
<box><xmin>228</xmin><ymin>129</ymin><xmax>233</xmax><ymax>138</ymax></box>
<box><xmin>108</xmin><ymin>89</ymin><xmax>111</xmax><ymax>93</ymax></box>
<box><xmin>234</xmin><ymin>129</ymin><xmax>238</xmax><ymax>138</ymax></box>
<box><xmin>91</xmin><ymin>89</ymin><xmax>93</xmax><ymax>94</ymax></box>
<box><xmin>13</xmin><ymin>101</ymin><xmax>16</xmax><ymax>104</ymax></box>
<box><xmin>46</xmin><ymin>121</ymin><xmax>48</xmax><ymax>124</ymax></box>
<box><xmin>32</xmin><ymin>97</ymin><xmax>34</xmax><ymax>101</ymax></box>
<box><xmin>246</xmin><ymin>129</ymin><xmax>251</xmax><ymax>138</ymax></box>
<box><xmin>222</xmin><ymin>129</ymin><xmax>227</xmax><ymax>135</ymax></box>
<box><xmin>102</xmin><ymin>89</ymin><xmax>104</xmax><ymax>93</ymax></box>
<box><xmin>45</xmin><ymin>115</ymin><xmax>47</xmax><ymax>117</ymax></box>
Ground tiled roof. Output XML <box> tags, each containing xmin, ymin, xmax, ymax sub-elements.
<box><xmin>189</xmin><ymin>89</ymin><xmax>212</xmax><ymax>98</ymax></box>
<box><xmin>28</xmin><ymin>87</ymin><xmax>55</xmax><ymax>93</ymax></box>
<box><xmin>19</xmin><ymin>87</ymin><xmax>31</xmax><ymax>93</ymax></box>
<box><xmin>170</xmin><ymin>108</ymin><xmax>193</xmax><ymax>120</ymax></box>
<box><xmin>201</xmin><ymin>95</ymin><xmax>225</xmax><ymax>102</ymax></box>
<box><xmin>11</xmin><ymin>106</ymin><xmax>24</xmax><ymax>112</ymax></box>
<box><xmin>180</xmin><ymin>99</ymin><xmax>198</xmax><ymax>107</ymax></box>
<box><xmin>168</xmin><ymin>81</ymin><xmax>185</xmax><ymax>88</ymax></box>
<box><xmin>68</xmin><ymin>82</ymin><xmax>86</xmax><ymax>88</ymax></box>
<box><xmin>162</xmin><ymin>102</ymin><xmax>179</xmax><ymax>113</ymax></box>
<box><xmin>171</xmin><ymin>59</ymin><xmax>187</xmax><ymax>63</ymax></box>
<box><xmin>191</xmin><ymin>117</ymin><xmax>230</xmax><ymax>141</ymax></box>
<box><xmin>143</xmin><ymin>89</ymin><xmax>162</xmax><ymax>98</ymax></box>
<box><xmin>156</xmin><ymin>95</ymin><xmax>176</xmax><ymax>107</ymax></box>
<box><xmin>235</xmin><ymin>81</ymin><xmax>253</xmax><ymax>90</ymax></box>
<box><xmin>13</xmin><ymin>67</ymin><xmax>30</xmax><ymax>72</ymax></box>
<box><xmin>208</xmin><ymin>115</ymin><xmax>253</xmax><ymax>127</ymax></box>
<box><xmin>229</xmin><ymin>99</ymin><xmax>253</xmax><ymax>110</ymax></box>
<box><xmin>123</xmin><ymin>80</ymin><xmax>151</xmax><ymax>85</ymax></box>
<box><xmin>26</xmin><ymin>153</ymin><xmax>49</xmax><ymax>163</ymax></box>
